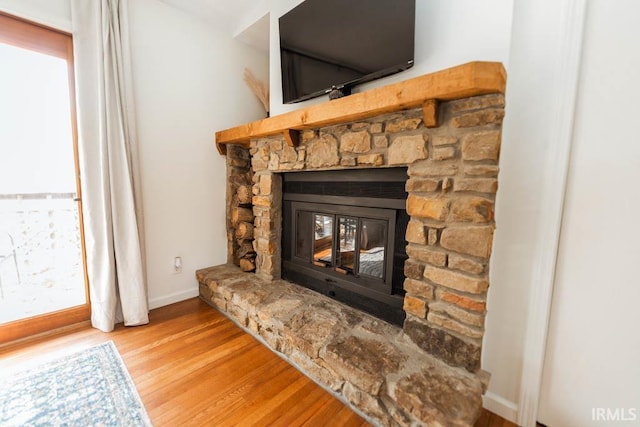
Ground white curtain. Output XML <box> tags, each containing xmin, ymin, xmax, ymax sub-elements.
<box><xmin>71</xmin><ymin>0</ymin><xmax>148</xmax><ymax>331</ymax></box>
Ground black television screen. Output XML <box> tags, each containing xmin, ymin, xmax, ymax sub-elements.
<box><xmin>279</xmin><ymin>0</ymin><xmax>415</xmax><ymax>104</ymax></box>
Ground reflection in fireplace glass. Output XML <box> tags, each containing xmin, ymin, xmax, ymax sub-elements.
<box><xmin>338</xmin><ymin>216</ymin><xmax>357</xmax><ymax>272</ymax></box>
<box><xmin>313</xmin><ymin>214</ymin><xmax>333</xmax><ymax>266</ymax></box>
<box><xmin>359</xmin><ymin>219</ymin><xmax>386</xmax><ymax>279</ymax></box>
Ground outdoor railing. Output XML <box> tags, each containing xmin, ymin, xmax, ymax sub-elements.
<box><xmin>0</xmin><ymin>192</ymin><xmax>85</xmax><ymax>322</ymax></box>
<box><xmin>0</xmin><ymin>192</ymin><xmax>82</xmax><ymax>287</ymax></box>
<box><xmin>0</xmin><ymin>192</ymin><xmax>77</xmax><ymax>200</ymax></box>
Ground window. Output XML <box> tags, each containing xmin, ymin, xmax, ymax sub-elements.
<box><xmin>0</xmin><ymin>12</ymin><xmax>89</xmax><ymax>343</ymax></box>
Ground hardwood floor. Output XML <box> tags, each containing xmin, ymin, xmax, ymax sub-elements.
<box><xmin>476</xmin><ymin>409</ymin><xmax>518</xmax><ymax>427</ymax></box>
<box><xmin>0</xmin><ymin>298</ymin><xmax>516</xmax><ymax>426</ymax></box>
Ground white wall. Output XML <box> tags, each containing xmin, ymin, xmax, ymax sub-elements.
<box><xmin>482</xmin><ymin>0</ymin><xmax>579</xmax><ymax>419</ymax></box>
<box><xmin>267</xmin><ymin>0</ymin><xmax>514</xmax><ymax>115</ymax></box>
<box><xmin>538</xmin><ymin>1</ymin><xmax>640</xmax><ymax>425</ymax></box>
<box><xmin>126</xmin><ymin>0</ymin><xmax>269</xmax><ymax>308</ymax></box>
<box><xmin>0</xmin><ymin>0</ymin><xmax>70</xmax><ymax>31</ymax></box>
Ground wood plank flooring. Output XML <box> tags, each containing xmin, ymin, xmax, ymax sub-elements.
<box><xmin>476</xmin><ymin>409</ymin><xmax>518</xmax><ymax>427</ymax></box>
<box><xmin>0</xmin><ymin>298</ymin><xmax>516</xmax><ymax>427</ymax></box>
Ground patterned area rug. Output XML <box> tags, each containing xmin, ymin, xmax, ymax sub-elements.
<box><xmin>0</xmin><ymin>341</ymin><xmax>152</xmax><ymax>426</ymax></box>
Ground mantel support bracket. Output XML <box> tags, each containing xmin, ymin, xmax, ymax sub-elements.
<box><xmin>422</xmin><ymin>99</ymin><xmax>439</xmax><ymax>128</ymax></box>
<box><xmin>216</xmin><ymin>141</ymin><xmax>227</xmax><ymax>155</ymax></box>
<box><xmin>216</xmin><ymin>141</ymin><xmax>250</xmax><ymax>156</ymax></box>
<box><xmin>283</xmin><ymin>129</ymin><xmax>299</xmax><ymax>147</ymax></box>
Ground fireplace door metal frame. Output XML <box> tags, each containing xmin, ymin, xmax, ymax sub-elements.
<box><xmin>290</xmin><ymin>201</ymin><xmax>396</xmax><ymax>295</ymax></box>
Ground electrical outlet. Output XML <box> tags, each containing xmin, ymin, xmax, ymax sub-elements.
<box><xmin>173</xmin><ymin>256</ymin><xmax>183</xmax><ymax>274</ymax></box>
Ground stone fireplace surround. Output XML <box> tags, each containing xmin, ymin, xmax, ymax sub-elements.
<box><xmin>199</xmin><ymin>62</ymin><xmax>506</xmax><ymax>426</ymax></box>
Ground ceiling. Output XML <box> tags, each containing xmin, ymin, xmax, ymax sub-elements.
<box><xmin>157</xmin><ymin>0</ymin><xmax>269</xmax><ymax>53</ymax></box>
<box><xmin>158</xmin><ymin>0</ymin><xmax>255</xmax><ymax>31</ymax></box>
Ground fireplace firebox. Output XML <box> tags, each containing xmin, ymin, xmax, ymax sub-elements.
<box><xmin>282</xmin><ymin>168</ymin><xmax>409</xmax><ymax>325</ymax></box>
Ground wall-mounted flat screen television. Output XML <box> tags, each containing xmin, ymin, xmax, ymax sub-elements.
<box><xmin>279</xmin><ymin>0</ymin><xmax>415</xmax><ymax>104</ymax></box>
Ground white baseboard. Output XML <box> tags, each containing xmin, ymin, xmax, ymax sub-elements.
<box><xmin>483</xmin><ymin>392</ymin><xmax>519</xmax><ymax>424</ymax></box>
<box><xmin>148</xmin><ymin>288</ymin><xmax>200</xmax><ymax>310</ymax></box>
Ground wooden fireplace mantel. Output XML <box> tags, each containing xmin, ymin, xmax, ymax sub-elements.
<box><xmin>215</xmin><ymin>61</ymin><xmax>506</xmax><ymax>155</ymax></box>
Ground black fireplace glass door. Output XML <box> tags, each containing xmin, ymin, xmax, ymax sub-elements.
<box><xmin>313</xmin><ymin>214</ymin><xmax>333</xmax><ymax>267</ymax></box>
<box><xmin>287</xmin><ymin>200</ymin><xmax>396</xmax><ymax>293</ymax></box>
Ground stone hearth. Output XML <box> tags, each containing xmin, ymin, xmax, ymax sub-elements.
<box><xmin>203</xmin><ymin>63</ymin><xmax>506</xmax><ymax>426</ymax></box>
<box><xmin>198</xmin><ymin>264</ymin><xmax>486</xmax><ymax>426</ymax></box>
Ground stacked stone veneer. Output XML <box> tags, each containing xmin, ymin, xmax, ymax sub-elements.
<box><xmin>240</xmin><ymin>93</ymin><xmax>504</xmax><ymax>373</ymax></box>
<box><xmin>226</xmin><ymin>145</ymin><xmax>256</xmax><ymax>271</ymax></box>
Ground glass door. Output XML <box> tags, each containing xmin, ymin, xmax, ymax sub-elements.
<box><xmin>0</xmin><ymin>13</ymin><xmax>89</xmax><ymax>342</ymax></box>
